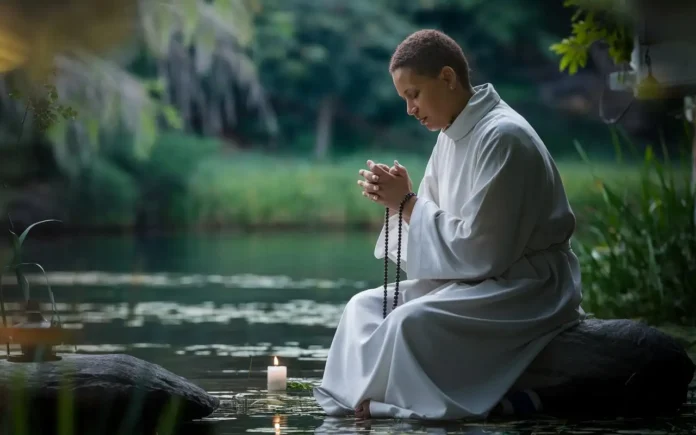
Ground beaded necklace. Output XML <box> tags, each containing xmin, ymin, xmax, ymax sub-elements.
<box><xmin>382</xmin><ymin>192</ymin><xmax>416</xmax><ymax>318</ymax></box>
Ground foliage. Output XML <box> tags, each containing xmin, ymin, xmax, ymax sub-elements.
<box><xmin>0</xmin><ymin>0</ymin><xmax>274</xmax><ymax>177</ymax></box>
<box><xmin>571</xmin><ymin>133</ymin><xmax>696</xmax><ymax>325</ymax></box>
<box><xmin>550</xmin><ymin>0</ymin><xmax>634</xmax><ymax>75</ymax></box>
<box><xmin>62</xmin><ymin>133</ymin><xmax>222</xmax><ymax>229</ymax></box>
<box><xmin>6</xmin><ymin>80</ymin><xmax>77</xmax><ymax>134</ymax></box>
<box><xmin>124</xmin><ymin>132</ymin><xmax>222</xmax><ymax>227</ymax></box>
<box><xmin>0</xmin><ymin>0</ymin><xmax>610</xmax><ymax>169</ymax></box>
<box><xmin>251</xmin><ymin>0</ymin><xmax>418</xmax><ymax>155</ymax></box>
<box><xmin>63</xmin><ymin>136</ymin><xmax>648</xmax><ymax>232</ymax></box>
<box><xmin>66</xmin><ymin>158</ymin><xmax>140</xmax><ymax>229</ymax></box>
<box><xmin>254</xmin><ymin>0</ymin><xmax>416</xmax><ymax>108</ymax></box>
<box><xmin>390</xmin><ymin>0</ymin><xmax>544</xmax><ymax>75</ymax></box>
<box><xmin>0</xmin><ymin>219</ymin><xmax>62</xmax><ymax>356</ymax></box>
<box><xmin>287</xmin><ymin>380</ymin><xmax>313</xmax><ymax>391</ymax></box>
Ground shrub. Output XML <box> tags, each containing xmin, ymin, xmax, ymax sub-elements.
<box><xmin>67</xmin><ymin>158</ymin><xmax>139</xmax><ymax>229</ymax></box>
<box><xmin>573</xmin><ymin>138</ymin><xmax>696</xmax><ymax>325</ymax></box>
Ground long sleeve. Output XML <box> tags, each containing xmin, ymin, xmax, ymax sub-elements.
<box><xmin>374</xmin><ymin>148</ymin><xmax>440</xmax><ymax>272</ymax></box>
<box><xmin>405</xmin><ymin>127</ymin><xmax>544</xmax><ymax>281</ymax></box>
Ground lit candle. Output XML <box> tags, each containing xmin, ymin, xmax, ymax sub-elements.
<box><xmin>267</xmin><ymin>356</ymin><xmax>287</xmax><ymax>391</ymax></box>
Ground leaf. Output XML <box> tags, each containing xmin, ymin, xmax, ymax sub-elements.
<box><xmin>559</xmin><ymin>53</ymin><xmax>572</xmax><ymax>72</ymax></box>
<box><xmin>8</xmin><ymin>231</ymin><xmax>20</xmax><ymax>264</ymax></box>
<box><xmin>18</xmin><ymin>262</ymin><xmax>61</xmax><ymax>326</ymax></box>
<box><xmin>161</xmin><ymin>104</ymin><xmax>183</xmax><ymax>130</ymax></box>
<box><xmin>549</xmin><ymin>42</ymin><xmax>570</xmax><ymax>55</ymax></box>
<box><xmin>18</xmin><ymin>219</ymin><xmax>61</xmax><ymax>247</ymax></box>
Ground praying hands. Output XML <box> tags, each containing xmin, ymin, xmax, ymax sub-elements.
<box><xmin>357</xmin><ymin>160</ymin><xmax>415</xmax><ymax>213</ymax></box>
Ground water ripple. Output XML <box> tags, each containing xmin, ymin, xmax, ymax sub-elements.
<box><xmin>37</xmin><ymin>300</ymin><xmax>345</xmax><ymax>328</ymax></box>
<box><xmin>2</xmin><ymin>272</ymin><xmax>369</xmax><ymax>290</ymax></box>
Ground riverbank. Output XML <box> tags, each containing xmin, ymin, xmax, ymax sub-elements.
<box><xmin>2</xmin><ymin>139</ymin><xmax>686</xmax><ymax>237</ymax></box>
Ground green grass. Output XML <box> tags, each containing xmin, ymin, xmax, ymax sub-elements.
<box><xmin>184</xmin><ymin>152</ymin><xmax>429</xmax><ymax>229</ymax></box>
<box><xmin>182</xmin><ymin>151</ymin><xmax>652</xmax><ymax>231</ymax></box>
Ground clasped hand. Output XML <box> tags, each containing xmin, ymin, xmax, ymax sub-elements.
<box><xmin>357</xmin><ymin>160</ymin><xmax>413</xmax><ymax>210</ymax></box>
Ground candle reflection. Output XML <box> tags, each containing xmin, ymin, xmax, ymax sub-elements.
<box><xmin>272</xmin><ymin>415</ymin><xmax>286</xmax><ymax>434</ymax></box>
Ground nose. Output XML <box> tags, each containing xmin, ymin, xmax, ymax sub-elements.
<box><xmin>407</xmin><ymin>100</ymin><xmax>418</xmax><ymax>117</ymax></box>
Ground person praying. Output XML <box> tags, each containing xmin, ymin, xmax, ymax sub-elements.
<box><xmin>312</xmin><ymin>28</ymin><xmax>585</xmax><ymax>421</ymax></box>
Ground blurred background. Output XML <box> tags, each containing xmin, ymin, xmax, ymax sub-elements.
<box><xmin>0</xmin><ymin>0</ymin><xmax>690</xmax><ymax>235</ymax></box>
<box><xmin>0</xmin><ymin>0</ymin><xmax>694</xmax><ymax>432</ymax></box>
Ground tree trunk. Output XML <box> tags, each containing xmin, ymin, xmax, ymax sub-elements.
<box><xmin>314</xmin><ymin>95</ymin><xmax>335</xmax><ymax>160</ymax></box>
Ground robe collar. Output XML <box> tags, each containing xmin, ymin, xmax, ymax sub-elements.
<box><xmin>443</xmin><ymin>83</ymin><xmax>501</xmax><ymax>142</ymax></box>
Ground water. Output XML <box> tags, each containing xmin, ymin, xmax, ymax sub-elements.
<box><xmin>3</xmin><ymin>232</ymin><xmax>695</xmax><ymax>434</ymax></box>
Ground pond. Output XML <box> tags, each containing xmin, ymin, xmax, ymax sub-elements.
<box><xmin>4</xmin><ymin>231</ymin><xmax>695</xmax><ymax>434</ymax></box>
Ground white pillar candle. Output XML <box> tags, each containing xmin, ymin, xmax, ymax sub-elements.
<box><xmin>267</xmin><ymin>356</ymin><xmax>287</xmax><ymax>391</ymax></box>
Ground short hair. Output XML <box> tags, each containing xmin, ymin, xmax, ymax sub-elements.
<box><xmin>389</xmin><ymin>29</ymin><xmax>471</xmax><ymax>86</ymax></box>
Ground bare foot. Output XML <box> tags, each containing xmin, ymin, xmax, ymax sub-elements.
<box><xmin>355</xmin><ymin>399</ymin><xmax>371</xmax><ymax>419</ymax></box>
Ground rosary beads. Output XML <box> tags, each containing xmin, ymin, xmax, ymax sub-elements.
<box><xmin>382</xmin><ymin>192</ymin><xmax>416</xmax><ymax>319</ymax></box>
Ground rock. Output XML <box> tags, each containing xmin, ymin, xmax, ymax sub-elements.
<box><xmin>0</xmin><ymin>353</ymin><xmax>219</xmax><ymax>432</ymax></box>
<box><xmin>512</xmin><ymin>318</ymin><xmax>695</xmax><ymax>417</ymax></box>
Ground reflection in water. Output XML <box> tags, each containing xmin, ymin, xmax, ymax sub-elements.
<box><xmin>45</xmin><ymin>298</ymin><xmax>346</xmax><ymax>328</ymax></box>
<box><xmin>4</xmin><ymin>233</ymin><xmax>696</xmax><ymax>434</ymax></box>
<box><xmin>2</xmin><ymin>271</ymin><xmax>370</xmax><ymax>291</ymax></box>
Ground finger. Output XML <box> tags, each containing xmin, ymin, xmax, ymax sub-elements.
<box><xmin>367</xmin><ymin>161</ymin><xmax>392</xmax><ymax>178</ymax></box>
<box><xmin>358</xmin><ymin>169</ymin><xmax>379</xmax><ymax>182</ymax></box>
<box><xmin>361</xmin><ymin>191</ymin><xmax>382</xmax><ymax>202</ymax></box>
<box><xmin>391</xmin><ymin>160</ymin><xmax>407</xmax><ymax>176</ymax></box>
<box><xmin>357</xmin><ymin>180</ymin><xmax>380</xmax><ymax>192</ymax></box>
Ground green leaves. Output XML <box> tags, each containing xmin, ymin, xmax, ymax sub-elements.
<box><xmin>0</xmin><ymin>218</ymin><xmax>63</xmax><ymax>345</ymax></box>
<box><xmin>551</xmin><ymin>0</ymin><xmax>633</xmax><ymax>75</ymax></box>
<box><xmin>573</xmin><ymin>136</ymin><xmax>696</xmax><ymax>326</ymax></box>
<box><xmin>551</xmin><ymin>37</ymin><xmax>588</xmax><ymax>75</ymax></box>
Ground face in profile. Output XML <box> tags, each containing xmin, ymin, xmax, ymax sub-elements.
<box><xmin>391</xmin><ymin>66</ymin><xmax>458</xmax><ymax>132</ymax></box>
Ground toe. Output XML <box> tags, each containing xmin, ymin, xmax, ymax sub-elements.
<box><xmin>354</xmin><ymin>400</ymin><xmax>370</xmax><ymax>420</ymax></box>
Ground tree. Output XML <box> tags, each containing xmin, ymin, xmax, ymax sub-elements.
<box><xmin>252</xmin><ymin>0</ymin><xmax>417</xmax><ymax>159</ymax></box>
<box><xmin>0</xmin><ymin>0</ymin><xmax>277</xmax><ymax>177</ymax></box>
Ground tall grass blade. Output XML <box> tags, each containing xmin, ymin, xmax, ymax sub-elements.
<box><xmin>0</xmin><ymin>269</ymin><xmax>9</xmax><ymax>356</ymax></box>
<box><xmin>18</xmin><ymin>262</ymin><xmax>62</xmax><ymax>326</ymax></box>
<box><xmin>610</xmin><ymin>127</ymin><xmax>623</xmax><ymax>164</ymax></box>
<box><xmin>10</xmin><ymin>368</ymin><xmax>28</xmax><ymax>435</ymax></box>
<box><xmin>17</xmin><ymin>219</ymin><xmax>61</xmax><ymax>247</ymax></box>
<box><xmin>156</xmin><ymin>395</ymin><xmax>182</xmax><ymax>435</ymax></box>
<box><xmin>573</xmin><ymin>139</ymin><xmax>593</xmax><ymax>166</ymax></box>
<box><xmin>58</xmin><ymin>365</ymin><xmax>75</xmax><ymax>435</ymax></box>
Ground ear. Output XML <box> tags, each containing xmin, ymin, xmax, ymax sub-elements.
<box><xmin>440</xmin><ymin>66</ymin><xmax>457</xmax><ymax>90</ymax></box>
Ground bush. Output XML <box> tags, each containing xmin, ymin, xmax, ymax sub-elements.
<box><xmin>572</xmin><ymin>139</ymin><xmax>696</xmax><ymax>326</ymax></box>
<box><xmin>138</xmin><ymin>132</ymin><xmax>222</xmax><ymax>227</ymax></box>
<box><xmin>67</xmin><ymin>158</ymin><xmax>139</xmax><ymax>228</ymax></box>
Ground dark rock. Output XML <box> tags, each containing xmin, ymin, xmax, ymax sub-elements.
<box><xmin>0</xmin><ymin>353</ymin><xmax>219</xmax><ymax>433</ymax></box>
<box><xmin>512</xmin><ymin>318</ymin><xmax>695</xmax><ymax>417</ymax></box>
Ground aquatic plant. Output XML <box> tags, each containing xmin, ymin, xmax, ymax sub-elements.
<box><xmin>572</xmin><ymin>128</ymin><xmax>696</xmax><ymax>325</ymax></box>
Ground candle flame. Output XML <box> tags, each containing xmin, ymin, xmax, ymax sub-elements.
<box><xmin>273</xmin><ymin>415</ymin><xmax>281</xmax><ymax>433</ymax></box>
<box><xmin>274</xmin><ymin>356</ymin><xmax>278</xmax><ymax>366</ymax></box>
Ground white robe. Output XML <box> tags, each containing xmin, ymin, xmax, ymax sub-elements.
<box><xmin>312</xmin><ymin>83</ymin><xmax>585</xmax><ymax>420</ymax></box>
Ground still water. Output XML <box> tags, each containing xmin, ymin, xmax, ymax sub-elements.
<box><xmin>5</xmin><ymin>231</ymin><xmax>696</xmax><ymax>434</ymax></box>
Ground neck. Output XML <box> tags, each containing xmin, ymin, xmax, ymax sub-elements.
<box><xmin>446</xmin><ymin>85</ymin><xmax>474</xmax><ymax>128</ymax></box>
